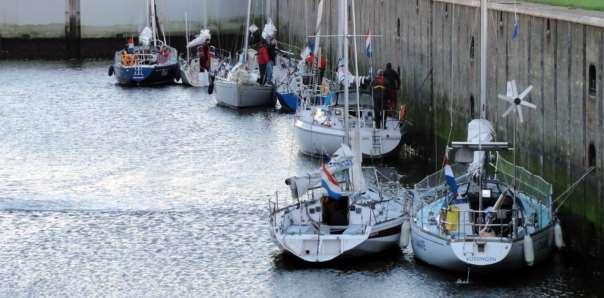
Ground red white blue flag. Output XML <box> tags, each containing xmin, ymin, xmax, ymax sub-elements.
<box><xmin>321</xmin><ymin>164</ymin><xmax>343</xmax><ymax>199</ymax></box>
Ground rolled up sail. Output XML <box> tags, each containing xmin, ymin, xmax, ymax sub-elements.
<box><xmin>139</xmin><ymin>27</ymin><xmax>153</xmax><ymax>47</ymax></box>
<box><xmin>187</xmin><ymin>29</ymin><xmax>211</xmax><ymax>48</ymax></box>
<box><xmin>467</xmin><ymin>119</ymin><xmax>495</xmax><ymax>177</ymax></box>
<box><xmin>261</xmin><ymin>18</ymin><xmax>277</xmax><ymax>40</ymax></box>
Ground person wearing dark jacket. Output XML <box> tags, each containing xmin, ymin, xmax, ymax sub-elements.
<box><xmin>267</xmin><ymin>39</ymin><xmax>277</xmax><ymax>83</ymax></box>
<box><xmin>256</xmin><ymin>40</ymin><xmax>270</xmax><ymax>85</ymax></box>
<box><xmin>199</xmin><ymin>43</ymin><xmax>211</xmax><ymax>72</ymax></box>
<box><xmin>372</xmin><ymin>70</ymin><xmax>386</xmax><ymax>129</ymax></box>
<box><xmin>383</xmin><ymin>63</ymin><xmax>401</xmax><ymax>113</ymax></box>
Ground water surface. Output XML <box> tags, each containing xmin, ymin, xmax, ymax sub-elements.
<box><xmin>0</xmin><ymin>60</ymin><xmax>600</xmax><ymax>297</ymax></box>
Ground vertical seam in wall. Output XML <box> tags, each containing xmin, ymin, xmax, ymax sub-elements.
<box><xmin>553</xmin><ymin>20</ymin><xmax>558</xmax><ymax>173</ymax></box>
<box><xmin>567</xmin><ymin>22</ymin><xmax>572</xmax><ymax>188</ymax></box>
<box><xmin>599</xmin><ymin>28</ymin><xmax>604</xmax><ymax>241</ymax></box>
<box><xmin>582</xmin><ymin>24</ymin><xmax>588</xmax><ymax>229</ymax></box>
<box><xmin>540</xmin><ymin>15</ymin><xmax>547</xmax><ymax>177</ymax></box>
<box><xmin>528</xmin><ymin>15</ymin><xmax>532</xmax><ymax>165</ymax></box>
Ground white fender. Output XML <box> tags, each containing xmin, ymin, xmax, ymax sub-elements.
<box><xmin>554</xmin><ymin>222</ymin><xmax>565</xmax><ymax>249</ymax></box>
<box><xmin>524</xmin><ymin>233</ymin><xmax>535</xmax><ymax>266</ymax></box>
<box><xmin>399</xmin><ymin>220</ymin><xmax>411</xmax><ymax>249</ymax></box>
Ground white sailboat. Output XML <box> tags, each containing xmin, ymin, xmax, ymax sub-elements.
<box><xmin>409</xmin><ymin>0</ymin><xmax>562</xmax><ymax>273</ymax></box>
<box><xmin>179</xmin><ymin>21</ymin><xmax>211</xmax><ymax>88</ymax></box>
<box><xmin>214</xmin><ymin>0</ymin><xmax>274</xmax><ymax>108</ymax></box>
<box><xmin>293</xmin><ymin>0</ymin><xmax>403</xmax><ymax>158</ymax></box>
<box><xmin>269</xmin><ymin>0</ymin><xmax>408</xmax><ymax>263</ymax></box>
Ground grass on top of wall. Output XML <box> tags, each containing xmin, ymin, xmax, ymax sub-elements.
<box><xmin>525</xmin><ymin>0</ymin><xmax>604</xmax><ymax>11</ymax></box>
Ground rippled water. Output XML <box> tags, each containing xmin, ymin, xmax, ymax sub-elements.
<box><xmin>0</xmin><ymin>60</ymin><xmax>601</xmax><ymax>297</ymax></box>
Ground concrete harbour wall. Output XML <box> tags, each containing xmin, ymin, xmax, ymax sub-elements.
<box><xmin>0</xmin><ymin>0</ymin><xmax>266</xmax><ymax>58</ymax></box>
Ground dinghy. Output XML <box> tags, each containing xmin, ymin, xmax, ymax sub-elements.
<box><xmin>108</xmin><ymin>0</ymin><xmax>179</xmax><ymax>86</ymax></box>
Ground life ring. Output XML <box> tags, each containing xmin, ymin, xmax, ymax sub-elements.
<box><xmin>121</xmin><ymin>51</ymin><xmax>135</xmax><ymax>66</ymax></box>
<box><xmin>399</xmin><ymin>105</ymin><xmax>408</xmax><ymax>122</ymax></box>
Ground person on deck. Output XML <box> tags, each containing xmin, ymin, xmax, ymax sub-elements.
<box><xmin>266</xmin><ymin>39</ymin><xmax>277</xmax><ymax>84</ymax></box>
<box><xmin>126</xmin><ymin>37</ymin><xmax>135</xmax><ymax>54</ymax></box>
<box><xmin>383</xmin><ymin>63</ymin><xmax>401</xmax><ymax>114</ymax></box>
<box><xmin>256</xmin><ymin>40</ymin><xmax>270</xmax><ymax>85</ymax></box>
<box><xmin>318</xmin><ymin>54</ymin><xmax>327</xmax><ymax>83</ymax></box>
<box><xmin>199</xmin><ymin>41</ymin><xmax>211</xmax><ymax>72</ymax></box>
<box><xmin>372</xmin><ymin>70</ymin><xmax>386</xmax><ymax>129</ymax></box>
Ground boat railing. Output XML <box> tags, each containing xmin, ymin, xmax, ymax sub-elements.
<box><xmin>133</xmin><ymin>53</ymin><xmax>158</xmax><ymax>64</ymax></box>
<box><xmin>422</xmin><ymin>207</ymin><xmax>519</xmax><ymax>241</ymax></box>
<box><xmin>492</xmin><ymin>153</ymin><xmax>553</xmax><ymax>209</ymax></box>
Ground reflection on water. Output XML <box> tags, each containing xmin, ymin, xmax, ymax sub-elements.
<box><xmin>0</xmin><ymin>60</ymin><xmax>601</xmax><ymax>297</ymax></box>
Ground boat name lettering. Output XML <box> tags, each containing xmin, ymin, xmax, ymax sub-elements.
<box><xmin>465</xmin><ymin>256</ymin><xmax>496</xmax><ymax>263</ymax></box>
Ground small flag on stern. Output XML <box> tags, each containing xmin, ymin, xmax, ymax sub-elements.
<box><xmin>443</xmin><ymin>156</ymin><xmax>458</xmax><ymax>195</ymax></box>
<box><xmin>321</xmin><ymin>164</ymin><xmax>343</xmax><ymax>200</ymax></box>
<box><xmin>365</xmin><ymin>30</ymin><xmax>373</xmax><ymax>58</ymax></box>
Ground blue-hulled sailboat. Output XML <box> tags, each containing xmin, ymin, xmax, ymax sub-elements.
<box><xmin>108</xmin><ymin>0</ymin><xmax>179</xmax><ymax>86</ymax></box>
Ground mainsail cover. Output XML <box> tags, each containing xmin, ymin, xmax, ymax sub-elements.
<box><xmin>187</xmin><ymin>29</ymin><xmax>211</xmax><ymax>48</ymax></box>
<box><xmin>285</xmin><ymin>145</ymin><xmax>353</xmax><ymax>199</ymax></box>
<box><xmin>261</xmin><ymin>18</ymin><xmax>277</xmax><ymax>40</ymax></box>
<box><xmin>467</xmin><ymin>119</ymin><xmax>495</xmax><ymax>176</ymax></box>
<box><xmin>139</xmin><ymin>27</ymin><xmax>153</xmax><ymax>47</ymax></box>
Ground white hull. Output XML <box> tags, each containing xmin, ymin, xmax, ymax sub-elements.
<box><xmin>411</xmin><ymin>224</ymin><xmax>555</xmax><ymax>272</ymax></box>
<box><xmin>295</xmin><ymin>119</ymin><xmax>401</xmax><ymax>158</ymax></box>
<box><xmin>272</xmin><ymin>217</ymin><xmax>403</xmax><ymax>262</ymax></box>
<box><xmin>179</xmin><ymin>58</ymin><xmax>210</xmax><ymax>87</ymax></box>
<box><xmin>214</xmin><ymin>79</ymin><xmax>274</xmax><ymax>108</ymax></box>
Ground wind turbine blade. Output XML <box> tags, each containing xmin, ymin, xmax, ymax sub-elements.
<box><xmin>506</xmin><ymin>81</ymin><xmax>514</xmax><ymax>97</ymax></box>
<box><xmin>517</xmin><ymin>105</ymin><xmax>524</xmax><ymax>123</ymax></box>
<box><xmin>511</xmin><ymin>80</ymin><xmax>519</xmax><ymax>98</ymax></box>
<box><xmin>518</xmin><ymin>85</ymin><xmax>533</xmax><ymax>99</ymax></box>
<box><xmin>498</xmin><ymin>94</ymin><xmax>514</xmax><ymax>103</ymax></box>
<box><xmin>521</xmin><ymin>101</ymin><xmax>537</xmax><ymax>109</ymax></box>
<box><xmin>502</xmin><ymin>105</ymin><xmax>515</xmax><ymax>118</ymax></box>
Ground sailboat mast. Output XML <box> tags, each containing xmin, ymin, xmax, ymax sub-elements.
<box><xmin>243</xmin><ymin>0</ymin><xmax>252</xmax><ymax>64</ymax></box>
<box><xmin>480</xmin><ymin>0</ymin><xmax>487</xmax><ymax>119</ymax></box>
<box><xmin>313</xmin><ymin>0</ymin><xmax>324</xmax><ymax>68</ymax></box>
<box><xmin>185</xmin><ymin>13</ymin><xmax>190</xmax><ymax>61</ymax></box>
<box><xmin>479</xmin><ymin>0</ymin><xmax>488</xmax><ymax>211</ymax></box>
<box><xmin>151</xmin><ymin>0</ymin><xmax>157</xmax><ymax>47</ymax></box>
<box><xmin>337</xmin><ymin>0</ymin><xmax>344</xmax><ymax>61</ymax></box>
<box><xmin>203</xmin><ymin>0</ymin><xmax>208</xmax><ymax>28</ymax></box>
<box><xmin>351</xmin><ymin>0</ymin><xmax>361</xmax><ymax>119</ymax></box>
<box><xmin>343</xmin><ymin>0</ymin><xmax>350</xmax><ymax>146</ymax></box>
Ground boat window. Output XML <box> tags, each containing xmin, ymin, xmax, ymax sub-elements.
<box><xmin>334</xmin><ymin>91</ymin><xmax>374</xmax><ymax>107</ymax></box>
<box><xmin>397</xmin><ymin>18</ymin><xmax>401</xmax><ymax>37</ymax></box>
<box><xmin>589</xmin><ymin>64</ymin><xmax>597</xmax><ymax>96</ymax></box>
<box><xmin>470</xmin><ymin>95</ymin><xmax>475</xmax><ymax>118</ymax></box>
<box><xmin>470</xmin><ymin>37</ymin><xmax>475</xmax><ymax>60</ymax></box>
<box><xmin>589</xmin><ymin>143</ymin><xmax>596</xmax><ymax>167</ymax></box>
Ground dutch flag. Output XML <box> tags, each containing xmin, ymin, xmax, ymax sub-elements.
<box><xmin>365</xmin><ymin>30</ymin><xmax>373</xmax><ymax>58</ymax></box>
<box><xmin>443</xmin><ymin>156</ymin><xmax>458</xmax><ymax>195</ymax></box>
<box><xmin>321</xmin><ymin>164</ymin><xmax>343</xmax><ymax>200</ymax></box>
